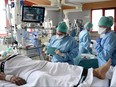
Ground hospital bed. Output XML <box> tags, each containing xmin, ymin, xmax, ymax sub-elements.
<box><xmin>0</xmin><ymin>75</ymin><xmax>110</xmax><ymax>87</ymax></box>
<box><xmin>0</xmin><ymin>54</ymin><xmax>113</xmax><ymax>87</ymax></box>
<box><xmin>0</xmin><ymin>47</ymin><xmax>113</xmax><ymax>87</ymax></box>
<box><xmin>0</xmin><ymin>54</ymin><xmax>111</xmax><ymax>87</ymax></box>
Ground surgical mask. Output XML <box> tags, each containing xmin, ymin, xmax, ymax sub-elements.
<box><xmin>90</xmin><ymin>28</ymin><xmax>93</xmax><ymax>31</ymax></box>
<box><xmin>56</xmin><ymin>35</ymin><xmax>64</xmax><ymax>39</ymax></box>
<box><xmin>88</xmin><ymin>28</ymin><xmax>92</xmax><ymax>32</ymax></box>
<box><xmin>100</xmin><ymin>34</ymin><xmax>105</xmax><ymax>38</ymax></box>
<box><xmin>98</xmin><ymin>27</ymin><xmax>106</xmax><ymax>34</ymax></box>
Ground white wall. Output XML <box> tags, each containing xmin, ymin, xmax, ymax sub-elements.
<box><xmin>45</xmin><ymin>10</ymin><xmax>60</xmax><ymax>26</ymax></box>
<box><xmin>44</xmin><ymin>10</ymin><xmax>99</xmax><ymax>40</ymax></box>
<box><xmin>45</xmin><ymin>10</ymin><xmax>91</xmax><ymax>26</ymax></box>
<box><xmin>68</xmin><ymin>10</ymin><xmax>91</xmax><ymax>25</ymax></box>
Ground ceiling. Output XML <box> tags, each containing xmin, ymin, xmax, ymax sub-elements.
<box><xmin>25</xmin><ymin>0</ymin><xmax>110</xmax><ymax>4</ymax></box>
<box><xmin>25</xmin><ymin>0</ymin><xmax>110</xmax><ymax>5</ymax></box>
<box><xmin>25</xmin><ymin>0</ymin><xmax>114</xmax><ymax>11</ymax></box>
<box><xmin>66</xmin><ymin>0</ymin><xmax>109</xmax><ymax>4</ymax></box>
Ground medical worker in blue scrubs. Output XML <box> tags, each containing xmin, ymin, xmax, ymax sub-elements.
<box><xmin>47</xmin><ymin>22</ymin><xmax>79</xmax><ymax>65</ymax></box>
<box><xmin>96</xmin><ymin>16</ymin><xmax>116</xmax><ymax>66</ymax></box>
<box><xmin>79</xmin><ymin>22</ymin><xmax>93</xmax><ymax>54</ymax></box>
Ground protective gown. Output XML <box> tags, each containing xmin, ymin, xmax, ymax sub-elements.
<box><xmin>47</xmin><ymin>34</ymin><xmax>79</xmax><ymax>64</ymax></box>
<box><xmin>95</xmin><ymin>31</ymin><xmax>116</xmax><ymax>66</ymax></box>
<box><xmin>79</xmin><ymin>29</ymin><xmax>92</xmax><ymax>54</ymax></box>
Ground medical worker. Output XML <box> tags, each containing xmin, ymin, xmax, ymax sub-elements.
<box><xmin>47</xmin><ymin>22</ymin><xmax>79</xmax><ymax>64</ymax></box>
<box><xmin>30</xmin><ymin>29</ymin><xmax>41</xmax><ymax>55</ymax></box>
<box><xmin>79</xmin><ymin>22</ymin><xmax>93</xmax><ymax>54</ymax></box>
<box><xmin>70</xmin><ymin>19</ymin><xmax>78</xmax><ymax>37</ymax></box>
<box><xmin>95</xmin><ymin>16</ymin><xmax>116</xmax><ymax>66</ymax></box>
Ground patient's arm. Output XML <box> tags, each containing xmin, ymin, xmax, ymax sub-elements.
<box><xmin>0</xmin><ymin>72</ymin><xmax>26</xmax><ymax>86</ymax></box>
<box><xmin>0</xmin><ymin>72</ymin><xmax>5</xmax><ymax>80</ymax></box>
<box><xmin>10</xmin><ymin>76</ymin><xmax>26</xmax><ymax>86</ymax></box>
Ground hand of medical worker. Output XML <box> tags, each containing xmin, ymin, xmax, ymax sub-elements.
<box><xmin>55</xmin><ymin>50</ymin><xmax>64</xmax><ymax>57</ymax></box>
<box><xmin>9</xmin><ymin>75</ymin><xmax>26</xmax><ymax>86</ymax></box>
<box><xmin>96</xmin><ymin>38</ymin><xmax>102</xmax><ymax>44</ymax></box>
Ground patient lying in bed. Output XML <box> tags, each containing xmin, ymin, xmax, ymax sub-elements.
<box><xmin>0</xmin><ymin>50</ymin><xmax>112</xmax><ymax>87</ymax></box>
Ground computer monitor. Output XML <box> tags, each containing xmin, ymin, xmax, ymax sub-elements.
<box><xmin>22</xmin><ymin>6</ymin><xmax>45</xmax><ymax>23</ymax></box>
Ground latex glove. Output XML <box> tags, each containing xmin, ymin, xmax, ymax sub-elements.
<box><xmin>96</xmin><ymin>38</ymin><xmax>102</xmax><ymax>44</ymax></box>
<box><xmin>55</xmin><ymin>50</ymin><xmax>64</xmax><ymax>57</ymax></box>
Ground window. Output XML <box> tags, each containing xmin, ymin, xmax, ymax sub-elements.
<box><xmin>92</xmin><ymin>9</ymin><xmax>102</xmax><ymax>31</ymax></box>
<box><xmin>92</xmin><ymin>8</ymin><xmax>116</xmax><ymax>31</ymax></box>
<box><xmin>105</xmin><ymin>9</ymin><xmax>114</xmax><ymax>30</ymax></box>
<box><xmin>0</xmin><ymin>0</ymin><xmax>6</xmax><ymax>34</ymax></box>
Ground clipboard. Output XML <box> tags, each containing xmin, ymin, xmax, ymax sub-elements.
<box><xmin>46</xmin><ymin>46</ymin><xmax>57</xmax><ymax>55</ymax></box>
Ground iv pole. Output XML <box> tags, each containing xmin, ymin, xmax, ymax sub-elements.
<box><xmin>6</xmin><ymin>0</ymin><xmax>14</xmax><ymax>47</ymax></box>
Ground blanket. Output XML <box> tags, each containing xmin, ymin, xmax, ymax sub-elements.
<box><xmin>2</xmin><ymin>55</ymin><xmax>95</xmax><ymax>87</ymax></box>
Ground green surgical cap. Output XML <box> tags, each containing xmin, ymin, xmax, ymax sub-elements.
<box><xmin>84</xmin><ymin>22</ymin><xmax>93</xmax><ymax>30</ymax></box>
<box><xmin>57</xmin><ymin>22</ymin><xmax>68</xmax><ymax>33</ymax></box>
<box><xmin>98</xmin><ymin>16</ymin><xmax>113</xmax><ymax>28</ymax></box>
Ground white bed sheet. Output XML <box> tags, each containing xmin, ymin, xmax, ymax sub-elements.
<box><xmin>0</xmin><ymin>54</ymin><xmax>110</xmax><ymax>87</ymax></box>
<box><xmin>0</xmin><ymin>76</ymin><xmax>109</xmax><ymax>87</ymax></box>
<box><xmin>91</xmin><ymin>77</ymin><xmax>109</xmax><ymax>87</ymax></box>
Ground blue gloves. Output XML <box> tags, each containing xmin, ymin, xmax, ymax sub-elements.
<box><xmin>96</xmin><ymin>38</ymin><xmax>102</xmax><ymax>44</ymax></box>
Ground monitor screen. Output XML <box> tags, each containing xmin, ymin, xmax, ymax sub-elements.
<box><xmin>22</xmin><ymin>6</ymin><xmax>45</xmax><ymax>23</ymax></box>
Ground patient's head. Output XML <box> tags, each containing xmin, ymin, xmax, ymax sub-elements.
<box><xmin>0</xmin><ymin>47</ymin><xmax>15</xmax><ymax>60</ymax></box>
